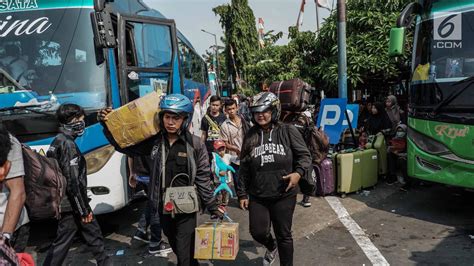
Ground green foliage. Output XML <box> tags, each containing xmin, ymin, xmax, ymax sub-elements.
<box><xmin>213</xmin><ymin>0</ymin><xmax>259</xmax><ymax>89</ymax></box>
<box><xmin>244</xmin><ymin>0</ymin><xmax>413</xmax><ymax>94</ymax></box>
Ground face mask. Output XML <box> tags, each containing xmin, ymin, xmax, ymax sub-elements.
<box><xmin>395</xmin><ymin>131</ymin><xmax>405</xmax><ymax>138</ymax></box>
<box><xmin>63</xmin><ymin>120</ymin><xmax>85</xmax><ymax>136</ymax></box>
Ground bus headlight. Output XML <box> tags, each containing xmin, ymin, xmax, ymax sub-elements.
<box><xmin>408</xmin><ymin>128</ymin><xmax>450</xmax><ymax>155</ymax></box>
<box><xmin>85</xmin><ymin>145</ymin><xmax>115</xmax><ymax>175</ymax></box>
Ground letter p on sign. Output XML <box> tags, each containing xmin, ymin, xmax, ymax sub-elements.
<box><xmin>320</xmin><ymin>105</ymin><xmax>341</xmax><ymax>130</ymax></box>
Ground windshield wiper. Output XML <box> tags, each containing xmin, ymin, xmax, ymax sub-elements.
<box><xmin>431</xmin><ymin>76</ymin><xmax>474</xmax><ymax>115</ymax></box>
<box><xmin>0</xmin><ymin>68</ymin><xmax>25</xmax><ymax>91</ymax></box>
<box><xmin>0</xmin><ymin>105</ymin><xmax>55</xmax><ymax>116</ymax></box>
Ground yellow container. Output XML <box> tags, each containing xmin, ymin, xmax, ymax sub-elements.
<box><xmin>104</xmin><ymin>90</ymin><xmax>162</xmax><ymax>148</ymax></box>
<box><xmin>194</xmin><ymin>222</ymin><xmax>239</xmax><ymax>260</ymax></box>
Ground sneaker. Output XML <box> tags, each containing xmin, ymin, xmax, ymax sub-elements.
<box><xmin>301</xmin><ymin>196</ymin><xmax>311</xmax><ymax>207</ymax></box>
<box><xmin>133</xmin><ymin>230</ymin><xmax>150</xmax><ymax>243</ymax></box>
<box><xmin>149</xmin><ymin>241</ymin><xmax>173</xmax><ymax>256</ymax></box>
<box><xmin>263</xmin><ymin>247</ymin><xmax>278</xmax><ymax>265</ymax></box>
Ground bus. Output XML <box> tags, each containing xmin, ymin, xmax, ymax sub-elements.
<box><xmin>0</xmin><ymin>0</ymin><xmax>211</xmax><ymax>214</ymax></box>
<box><xmin>389</xmin><ymin>0</ymin><xmax>474</xmax><ymax>188</ymax></box>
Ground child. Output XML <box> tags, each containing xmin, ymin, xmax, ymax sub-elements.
<box><xmin>44</xmin><ymin>104</ymin><xmax>111</xmax><ymax>266</ymax></box>
<box><xmin>387</xmin><ymin>124</ymin><xmax>408</xmax><ymax>186</ymax></box>
<box><xmin>211</xmin><ymin>140</ymin><xmax>237</xmax><ymax>208</ymax></box>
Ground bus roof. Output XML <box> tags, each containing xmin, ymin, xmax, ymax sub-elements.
<box><xmin>420</xmin><ymin>0</ymin><xmax>474</xmax><ymax>12</ymax></box>
<box><xmin>0</xmin><ymin>0</ymin><xmax>197</xmax><ymax>53</ymax></box>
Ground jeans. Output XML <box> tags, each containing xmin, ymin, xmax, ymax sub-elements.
<box><xmin>249</xmin><ymin>195</ymin><xmax>297</xmax><ymax>266</ymax></box>
<box><xmin>137</xmin><ymin>199</ymin><xmax>163</xmax><ymax>247</ymax></box>
<box><xmin>159</xmin><ymin>208</ymin><xmax>198</xmax><ymax>266</ymax></box>
<box><xmin>43</xmin><ymin>212</ymin><xmax>111</xmax><ymax>266</ymax></box>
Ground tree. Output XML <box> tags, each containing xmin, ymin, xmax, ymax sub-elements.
<box><xmin>244</xmin><ymin>0</ymin><xmax>413</xmax><ymax>96</ymax></box>
<box><xmin>213</xmin><ymin>0</ymin><xmax>259</xmax><ymax>88</ymax></box>
<box><xmin>310</xmin><ymin>0</ymin><xmax>413</xmax><ymax>94</ymax></box>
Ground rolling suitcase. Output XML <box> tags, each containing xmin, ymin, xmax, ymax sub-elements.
<box><xmin>269</xmin><ymin>78</ymin><xmax>312</xmax><ymax>112</ymax></box>
<box><xmin>336</xmin><ymin>151</ymin><xmax>363</xmax><ymax>195</ymax></box>
<box><xmin>314</xmin><ymin>158</ymin><xmax>335</xmax><ymax>196</ymax></box>
<box><xmin>366</xmin><ymin>132</ymin><xmax>387</xmax><ymax>176</ymax></box>
<box><xmin>359</xmin><ymin>149</ymin><xmax>378</xmax><ymax>188</ymax></box>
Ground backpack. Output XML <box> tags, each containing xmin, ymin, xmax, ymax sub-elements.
<box><xmin>21</xmin><ymin>145</ymin><xmax>66</xmax><ymax>220</ymax></box>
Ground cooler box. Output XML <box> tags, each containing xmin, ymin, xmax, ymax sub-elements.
<box><xmin>104</xmin><ymin>90</ymin><xmax>162</xmax><ymax>148</ymax></box>
<box><xmin>194</xmin><ymin>222</ymin><xmax>239</xmax><ymax>260</ymax></box>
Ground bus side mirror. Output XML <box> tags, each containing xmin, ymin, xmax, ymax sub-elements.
<box><xmin>389</xmin><ymin>27</ymin><xmax>405</xmax><ymax>57</ymax></box>
<box><xmin>91</xmin><ymin>11</ymin><xmax>116</xmax><ymax>48</ymax></box>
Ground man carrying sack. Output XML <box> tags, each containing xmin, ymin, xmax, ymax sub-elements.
<box><xmin>99</xmin><ymin>94</ymin><xmax>224</xmax><ymax>266</ymax></box>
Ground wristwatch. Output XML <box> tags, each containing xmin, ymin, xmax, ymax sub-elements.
<box><xmin>1</xmin><ymin>232</ymin><xmax>12</xmax><ymax>240</ymax></box>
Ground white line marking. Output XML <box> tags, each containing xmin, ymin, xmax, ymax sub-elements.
<box><xmin>325</xmin><ymin>196</ymin><xmax>389</xmax><ymax>266</ymax></box>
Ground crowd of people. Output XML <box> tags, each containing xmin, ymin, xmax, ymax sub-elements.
<box><xmin>0</xmin><ymin>87</ymin><xmax>409</xmax><ymax>266</ymax></box>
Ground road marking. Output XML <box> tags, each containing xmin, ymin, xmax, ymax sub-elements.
<box><xmin>325</xmin><ymin>196</ymin><xmax>389</xmax><ymax>266</ymax></box>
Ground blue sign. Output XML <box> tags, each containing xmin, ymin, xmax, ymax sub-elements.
<box><xmin>341</xmin><ymin>104</ymin><xmax>359</xmax><ymax>131</ymax></box>
<box><xmin>316</xmin><ymin>98</ymin><xmax>347</xmax><ymax>144</ymax></box>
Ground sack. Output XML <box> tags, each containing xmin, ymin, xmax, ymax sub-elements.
<box><xmin>21</xmin><ymin>145</ymin><xmax>66</xmax><ymax>220</ymax></box>
<box><xmin>269</xmin><ymin>78</ymin><xmax>313</xmax><ymax>112</ymax></box>
<box><xmin>0</xmin><ymin>237</ymin><xmax>19</xmax><ymax>265</ymax></box>
<box><xmin>161</xmin><ymin>141</ymin><xmax>199</xmax><ymax>217</ymax></box>
<box><xmin>163</xmin><ymin>174</ymin><xmax>200</xmax><ymax>217</ymax></box>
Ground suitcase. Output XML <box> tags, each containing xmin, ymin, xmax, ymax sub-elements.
<box><xmin>359</xmin><ymin>149</ymin><xmax>378</xmax><ymax>188</ymax></box>
<box><xmin>366</xmin><ymin>133</ymin><xmax>387</xmax><ymax>176</ymax></box>
<box><xmin>269</xmin><ymin>78</ymin><xmax>312</xmax><ymax>112</ymax></box>
<box><xmin>314</xmin><ymin>158</ymin><xmax>335</xmax><ymax>196</ymax></box>
<box><xmin>335</xmin><ymin>151</ymin><xmax>363</xmax><ymax>195</ymax></box>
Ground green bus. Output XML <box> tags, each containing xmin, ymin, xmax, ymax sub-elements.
<box><xmin>389</xmin><ymin>0</ymin><xmax>474</xmax><ymax>188</ymax></box>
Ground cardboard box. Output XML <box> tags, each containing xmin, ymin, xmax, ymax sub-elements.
<box><xmin>104</xmin><ymin>91</ymin><xmax>162</xmax><ymax>148</ymax></box>
<box><xmin>194</xmin><ymin>222</ymin><xmax>239</xmax><ymax>260</ymax></box>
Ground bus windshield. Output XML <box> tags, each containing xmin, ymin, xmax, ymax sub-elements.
<box><xmin>0</xmin><ymin>8</ymin><xmax>106</xmax><ymax>113</ymax></box>
<box><xmin>410</xmin><ymin>8</ymin><xmax>474</xmax><ymax>110</ymax></box>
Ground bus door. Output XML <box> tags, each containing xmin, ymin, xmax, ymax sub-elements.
<box><xmin>117</xmin><ymin>15</ymin><xmax>183</xmax><ymax>104</ymax></box>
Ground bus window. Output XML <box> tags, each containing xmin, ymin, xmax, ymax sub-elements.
<box><xmin>128</xmin><ymin>22</ymin><xmax>172</xmax><ymax>68</ymax></box>
<box><xmin>119</xmin><ymin>18</ymin><xmax>176</xmax><ymax>103</ymax></box>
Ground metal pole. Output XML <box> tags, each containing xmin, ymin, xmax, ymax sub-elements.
<box><xmin>201</xmin><ymin>29</ymin><xmax>221</xmax><ymax>94</ymax></box>
<box><xmin>337</xmin><ymin>0</ymin><xmax>347</xmax><ymax>99</ymax></box>
<box><xmin>213</xmin><ymin>34</ymin><xmax>221</xmax><ymax>93</ymax></box>
<box><xmin>315</xmin><ymin>1</ymin><xmax>320</xmax><ymax>33</ymax></box>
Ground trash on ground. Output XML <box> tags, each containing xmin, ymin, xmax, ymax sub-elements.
<box><xmin>116</xmin><ymin>250</ymin><xmax>125</xmax><ymax>256</ymax></box>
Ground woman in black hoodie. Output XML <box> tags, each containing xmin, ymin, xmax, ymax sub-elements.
<box><xmin>237</xmin><ymin>92</ymin><xmax>311</xmax><ymax>266</ymax></box>
<box><xmin>365</xmin><ymin>102</ymin><xmax>392</xmax><ymax>135</ymax></box>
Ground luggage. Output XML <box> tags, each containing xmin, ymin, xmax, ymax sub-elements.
<box><xmin>269</xmin><ymin>78</ymin><xmax>313</xmax><ymax>112</ymax></box>
<box><xmin>366</xmin><ymin>133</ymin><xmax>388</xmax><ymax>176</ymax></box>
<box><xmin>21</xmin><ymin>145</ymin><xmax>67</xmax><ymax>220</ymax></box>
<box><xmin>314</xmin><ymin>158</ymin><xmax>335</xmax><ymax>196</ymax></box>
<box><xmin>359</xmin><ymin>149</ymin><xmax>378</xmax><ymax>188</ymax></box>
<box><xmin>335</xmin><ymin>150</ymin><xmax>363</xmax><ymax>194</ymax></box>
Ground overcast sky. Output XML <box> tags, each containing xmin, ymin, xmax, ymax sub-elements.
<box><xmin>143</xmin><ymin>0</ymin><xmax>336</xmax><ymax>56</ymax></box>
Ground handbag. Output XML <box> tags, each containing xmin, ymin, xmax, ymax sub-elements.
<box><xmin>161</xmin><ymin>142</ymin><xmax>200</xmax><ymax>217</ymax></box>
<box><xmin>0</xmin><ymin>237</ymin><xmax>19</xmax><ymax>266</ymax></box>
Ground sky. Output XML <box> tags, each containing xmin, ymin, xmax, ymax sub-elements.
<box><xmin>143</xmin><ymin>0</ymin><xmax>336</xmax><ymax>56</ymax></box>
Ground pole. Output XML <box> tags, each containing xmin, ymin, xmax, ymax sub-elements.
<box><xmin>213</xmin><ymin>34</ymin><xmax>220</xmax><ymax>93</ymax></box>
<box><xmin>315</xmin><ymin>1</ymin><xmax>320</xmax><ymax>33</ymax></box>
<box><xmin>337</xmin><ymin>0</ymin><xmax>347</xmax><ymax>99</ymax></box>
<box><xmin>201</xmin><ymin>29</ymin><xmax>221</xmax><ymax>94</ymax></box>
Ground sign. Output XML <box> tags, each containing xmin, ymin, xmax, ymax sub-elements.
<box><xmin>341</xmin><ymin>104</ymin><xmax>359</xmax><ymax>131</ymax></box>
<box><xmin>316</xmin><ymin>99</ymin><xmax>359</xmax><ymax>144</ymax></box>
<box><xmin>316</xmin><ymin>98</ymin><xmax>346</xmax><ymax>144</ymax></box>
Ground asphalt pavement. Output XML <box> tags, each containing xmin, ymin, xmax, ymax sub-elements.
<box><xmin>25</xmin><ymin>181</ymin><xmax>474</xmax><ymax>265</ymax></box>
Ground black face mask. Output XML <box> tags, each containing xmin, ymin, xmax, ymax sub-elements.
<box><xmin>63</xmin><ymin>120</ymin><xmax>85</xmax><ymax>136</ymax></box>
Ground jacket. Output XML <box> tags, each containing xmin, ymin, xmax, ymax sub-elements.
<box><xmin>47</xmin><ymin>130</ymin><xmax>91</xmax><ymax>216</ymax></box>
<box><xmin>103</xmin><ymin>126</ymin><xmax>218</xmax><ymax>214</ymax></box>
<box><xmin>237</xmin><ymin>123</ymin><xmax>311</xmax><ymax>200</ymax></box>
